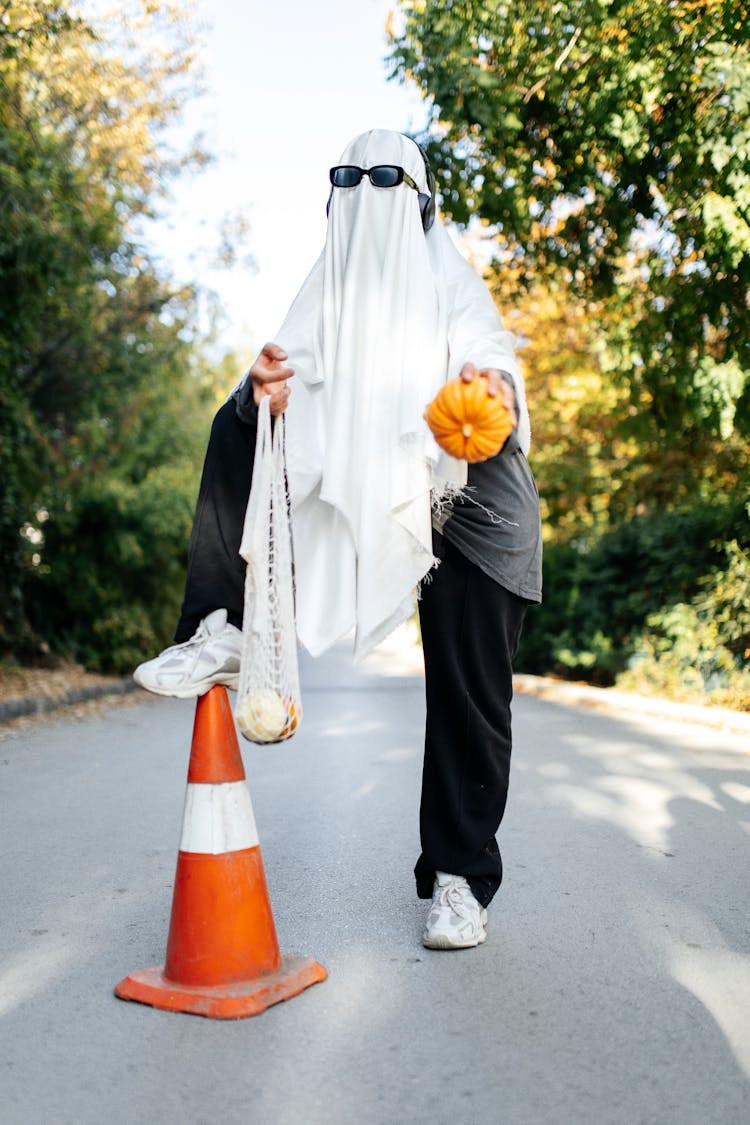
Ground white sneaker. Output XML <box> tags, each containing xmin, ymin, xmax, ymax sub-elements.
<box><xmin>133</xmin><ymin>609</ymin><xmax>242</xmax><ymax>698</ymax></box>
<box><xmin>422</xmin><ymin>871</ymin><xmax>488</xmax><ymax>950</ymax></box>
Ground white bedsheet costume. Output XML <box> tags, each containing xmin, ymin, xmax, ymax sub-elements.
<box><xmin>272</xmin><ymin>130</ymin><xmax>529</xmax><ymax>661</ymax></box>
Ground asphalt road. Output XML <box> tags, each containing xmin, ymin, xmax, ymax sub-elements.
<box><xmin>1</xmin><ymin>638</ymin><xmax>749</xmax><ymax>1125</ymax></box>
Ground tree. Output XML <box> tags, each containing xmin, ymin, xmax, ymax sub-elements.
<box><xmin>390</xmin><ymin>1</ymin><xmax>750</xmax><ymax>501</ymax></box>
<box><xmin>0</xmin><ymin>1</ymin><xmax>221</xmax><ymax>668</ymax></box>
<box><xmin>391</xmin><ymin>2</ymin><xmax>750</xmax><ymax>701</ymax></box>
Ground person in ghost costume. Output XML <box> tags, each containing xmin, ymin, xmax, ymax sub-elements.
<box><xmin>134</xmin><ymin>130</ymin><xmax>542</xmax><ymax>950</ymax></box>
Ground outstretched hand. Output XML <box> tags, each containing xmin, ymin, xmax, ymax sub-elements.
<box><xmin>249</xmin><ymin>342</ymin><xmax>294</xmax><ymax>416</ymax></box>
<box><xmin>459</xmin><ymin>363</ymin><xmax>518</xmax><ymax>429</ymax></box>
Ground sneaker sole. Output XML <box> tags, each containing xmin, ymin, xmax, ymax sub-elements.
<box><xmin>422</xmin><ymin>909</ymin><xmax>488</xmax><ymax>950</ymax></box>
<box><xmin>422</xmin><ymin>927</ymin><xmax>487</xmax><ymax>950</ymax></box>
<box><xmin>132</xmin><ymin>670</ymin><xmax>240</xmax><ymax>699</ymax></box>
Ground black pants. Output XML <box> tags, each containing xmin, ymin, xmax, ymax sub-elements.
<box><xmin>175</xmin><ymin>401</ymin><xmax>255</xmax><ymax>643</ymax></box>
<box><xmin>416</xmin><ymin>537</ymin><xmax>525</xmax><ymax>907</ymax></box>
<box><xmin>177</xmin><ymin>400</ymin><xmax>526</xmax><ymax>907</ymax></box>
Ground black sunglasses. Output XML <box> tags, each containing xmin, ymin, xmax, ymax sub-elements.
<box><xmin>329</xmin><ymin>164</ymin><xmax>420</xmax><ymax>192</ymax></box>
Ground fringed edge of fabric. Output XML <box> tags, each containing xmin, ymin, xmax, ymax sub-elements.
<box><xmin>430</xmin><ymin>482</ymin><xmax>519</xmax><ymax>529</ymax></box>
<box><xmin>416</xmin><ymin>554</ymin><xmax>441</xmax><ymax>600</ymax></box>
<box><xmin>459</xmin><ymin>486</ymin><xmax>520</xmax><ymax>527</ymax></box>
<box><xmin>430</xmin><ymin>481</ymin><xmax>464</xmax><ymax>533</ymax></box>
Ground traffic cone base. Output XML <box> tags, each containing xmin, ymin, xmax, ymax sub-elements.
<box><xmin>115</xmin><ymin>686</ymin><xmax>326</xmax><ymax>1019</ymax></box>
<box><xmin>115</xmin><ymin>955</ymin><xmax>327</xmax><ymax>1020</ymax></box>
<box><xmin>164</xmin><ymin>848</ymin><xmax>281</xmax><ymax>985</ymax></box>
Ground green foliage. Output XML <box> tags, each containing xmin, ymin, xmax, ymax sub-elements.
<box><xmin>0</xmin><ymin>1</ymin><xmax>223</xmax><ymax>671</ymax></box>
<box><xmin>25</xmin><ymin>459</ymin><xmax>203</xmax><ymax>673</ymax></box>
<box><xmin>392</xmin><ymin>1</ymin><xmax>750</xmax><ymax>706</ymax></box>
<box><xmin>390</xmin><ymin>0</ymin><xmax>750</xmax><ymax>465</ymax></box>
<box><xmin>513</xmin><ymin>542</ymin><xmax>582</xmax><ymax>673</ymax></box>
<box><xmin>618</xmin><ymin>541</ymin><xmax>750</xmax><ymax>708</ymax></box>
<box><xmin>516</xmin><ymin>498</ymin><xmax>750</xmax><ymax>692</ymax></box>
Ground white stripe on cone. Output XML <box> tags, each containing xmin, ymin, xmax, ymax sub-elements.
<box><xmin>179</xmin><ymin>782</ymin><xmax>259</xmax><ymax>855</ymax></box>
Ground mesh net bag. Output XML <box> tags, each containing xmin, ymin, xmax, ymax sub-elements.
<box><xmin>235</xmin><ymin>396</ymin><xmax>302</xmax><ymax>743</ymax></box>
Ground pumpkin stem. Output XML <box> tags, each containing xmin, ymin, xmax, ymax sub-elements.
<box><xmin>461</xmin><ymin>423</ymin><xmax>474</xmax><ymax>437</ymax></box>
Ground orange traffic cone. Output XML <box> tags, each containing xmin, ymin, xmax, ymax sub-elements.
<box><xmin>115</xmin><ymin>685</ymin><xmax>326</xmax><ymax>1018</ymax></box>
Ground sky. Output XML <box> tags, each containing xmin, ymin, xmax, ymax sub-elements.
<box><xmin>151</xmin><ymin>0</ymin><xmax>431</xmax><ymax>361</ymax></box>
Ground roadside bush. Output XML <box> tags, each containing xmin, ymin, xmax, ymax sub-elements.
<box><xmin>515</xmin><ymin>497</ymin><xmax>749</xmax><ymax>691</ymax></box>
<box><xmin>515</xmin><ymin>542</ymin><xmax>582</xmax><ymax>674</ymax></box>
<box><xmin>617</xmin><ymin>541</ymin><xmax>750</xmax><ymax>709</ymax></box>
<box><xmin>25</xmin><ymin>461</ymin><xmax>201</xmax><ymax>673</ymax></box>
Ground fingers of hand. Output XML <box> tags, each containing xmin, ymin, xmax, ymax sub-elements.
<box><xmin>261</xmin><ymin>341</ymin><xmax>288</xmax><ymax>361</ymax></box>
<box><xmin>251</xmin><ymin>361</ymin><xmax>294</xmax><ymax>383</ymax></box>
<box><xmin>252</xmin><ymin>380</ymin><xmax>290</xmax><ymax>412</ymax></box>
<box><xmin>269</xmin><ymin>384</ymin><xmax>291</xmax><ymax>415</ymax></box>
<box><xmin>502</xmin><ymin>384</ymin><xmax>518</xmax><ymax>425</ymax></box>
<box><xmin>250</xmin><ymin>342</ymin><xmax>294</xmax><ymax>384</ymax></box>
<box><xmin>475</xmin><ymin>367</ymin><xmax>519</xmax><ymax>426</ymax></box>
<box><xmin>460</xmin><ymin>364</ymin><xmax>502</xmax><ymax>398</ymax></box>
<box><xmin>494</xmin><ymin>378</ymin><xmax>519</xmax><ymax>426</ymax></box>
<box><xmin>482</xmin><ymin>368</ymin><xmax>503</xmax><ymax>397</ymax></box>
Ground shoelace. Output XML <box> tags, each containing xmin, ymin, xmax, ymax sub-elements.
<box><xmin>158</xmin><ymin>616</ymin><xmax>216</xmax><ymax>671</ymax></box>
<box><xmin>437</xmin><ymin>881</ymin><xmax>475</xmax><ymax>920</ymax></box>
<box><xmin>184</xmin><ymin>617</ymin><xmax>212</xmax><ymax>647</ymax></box>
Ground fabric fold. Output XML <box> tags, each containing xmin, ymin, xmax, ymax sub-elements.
<box><xmin>252</xmin><ymin>129</ymin><xmax>528</xmax><ymax>661</ymax></box>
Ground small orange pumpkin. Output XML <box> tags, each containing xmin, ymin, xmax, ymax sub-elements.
<box><xmin>424</xmin><ymin>375</ymin><xmax>514</xmax><ymax>463</ymax></box>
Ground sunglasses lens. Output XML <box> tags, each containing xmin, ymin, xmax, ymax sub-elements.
<box><xmin>331</xmin><ymin>166</ymin><xmax>363</xmax><ymax>187</ymax></box>
<box><xmin>369</xmin><ymin>166</ymin><xmax>401</xmax><ymax>188</ymax></box>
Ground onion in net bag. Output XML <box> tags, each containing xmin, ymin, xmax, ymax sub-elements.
<box><xmin>236</xmin><ymin>396</ymin><xmax>302</xmax><ymax>743</ymax></box>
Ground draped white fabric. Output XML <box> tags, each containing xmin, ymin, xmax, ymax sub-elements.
<box><xmin>270</xmin><ymin>129</ymin><xmax>529</xmax><ymax>661</ymax></box>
